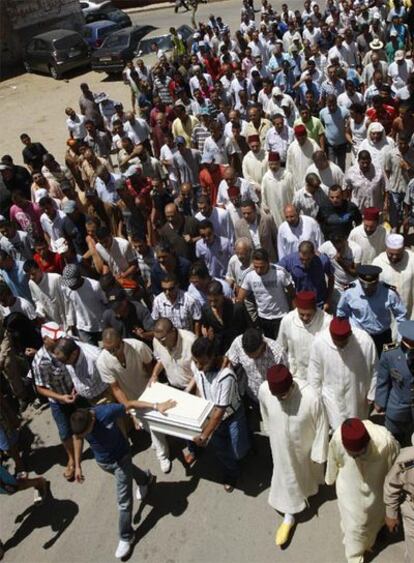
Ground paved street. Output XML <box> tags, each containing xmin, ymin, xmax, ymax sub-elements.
<box><xmin>0</xmin><ymin>1</ymin><xmax>407</xmax><ymax>562</ymax></box>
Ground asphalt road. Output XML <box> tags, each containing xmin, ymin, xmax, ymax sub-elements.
<box><xmin>0</xmin><ymin>1</ymin><xmax>407</xmax><ymax>562</ymax></box>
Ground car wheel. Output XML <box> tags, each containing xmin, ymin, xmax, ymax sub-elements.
<box><xmin>49</xmin><ymin>64</ymin><xmax>61</xmax><ymax>80</ymax></box>
<box><xmin>23</xmin><ymin>61</ymin><xmax>31</xmax><ymax>73</ymax></box>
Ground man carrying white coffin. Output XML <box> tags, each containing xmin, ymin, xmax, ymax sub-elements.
<box><xmin>277</xmin><ymin>290</ymin><xmax>331</xmax><ymax>380</ymax></box>
<box><xmin>149</xmin><ymin>317</ymin><xmax>197</xmax><ymax>464</ymax></box>
<box><xmin>307</xmin><ymin>318</ymin><xmax>378</xmax><ymax>430</ymax></box>
<box><xmin>191</xmin><ymin>337</ymin><xmax>251</xmax><ymax>492</ymax></box>
<box><xmin>259</xmin><ymin>364</ymin><xmax>329</xmax><ymax>548</ymax></box>
<box><xmin>96</xmin><ymin>328</ymin><xmax>172</xmax><ymax>474</ymax></box>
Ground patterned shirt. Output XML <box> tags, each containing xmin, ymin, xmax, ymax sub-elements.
<box><xmin>152</xmin><ymin>289</ymin><xmax>201</xmax><ymax>330</ymax></box>
<box><xmin>191</xmin><ymin>124</ymin><xmax>210</xmax><ymax>153</ymax></box>
<box><xmin>227</xmin><ymin>336</ymin><xmax>287</xmax><ymax>400</ymax></box>
<box><xmin>31</xmin><ymin>346</ymin><xmax>74</xmax><ymax>402</ymax></box>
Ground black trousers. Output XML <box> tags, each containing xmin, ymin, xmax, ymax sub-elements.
<box><xmin>371</xmin><ymin>329</ymin><xmax>392</xmax><ymax>357</ymax></box>
<box><xmin>258</xmin><ymin>317</ymin><xmax>281</xmax><ymax>340</ymax></box>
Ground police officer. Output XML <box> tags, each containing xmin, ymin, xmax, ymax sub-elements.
<box><xmin>336</xmin><ymin>265</ymin><xmax>407</xmax><ymax>357</ymax></box>
<box><xmin>375</xmin><ymin>321</ymin><xmax>414</xmax><ymax>445</ymax></box>
<box><xmin>384</xmin><ymin>443</ymin><xmax>414</xmax><ymax>563</ymax></box>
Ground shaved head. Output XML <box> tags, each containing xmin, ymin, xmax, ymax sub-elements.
<box><xmin>102</xmin><ymin>327</ymin><xmax>122</xmax><ymax>344</ymax></box>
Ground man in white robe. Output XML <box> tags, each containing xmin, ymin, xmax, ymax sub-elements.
<box><xmin>308</xmin><ymin>317</ymin><xmax>378</xmax><ymax>430</ymax></box>
<box><xmin>373</xmin><ymin>233</ymin><xmax>414</xmax><ymax>319</ymax></box>
<box><xmin>277</xmin><ymin>291</ymin><xmax>331</xmax><ymax>380</ymax></box>
<box><xmin>259</xmin><ymin>364</ymin><xmax>329</xmax><ymax>547</ymax></box>
<box><xmin>261</xmin><ymin>152</ymin><xmax>295</xmax><ymax>228</ymax></box>
<box><xmin>286</xmin><ymin>124</ymin><xmax>319</xmax><ymax>191</ymax></box>
<box><xmin>242</xmin><ymin>134</ymin><xmax>268</xmax><ymax>193</ymax></box>
<box><xmin>348</xmin><ymin>207</ymin><xmax>386</xmax><ymax>265</ymax></box>
<box><xmin>24</xmin><ymin>259</ymin><xmax>69</xmax><ymax>329</ymax></box>
<box><xmin>277</xmin><ymin>204</ymin><xmax>323</xmax><ymax>259</ymax></box>
<box><xmin>326</xmin><ymin>418</ymin><xmax>400</xmax><ymax>563</ymax></box>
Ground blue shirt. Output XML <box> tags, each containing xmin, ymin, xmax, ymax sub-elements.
<box><xmin>0</xmin><ymin>260</ymin><xmax>32</xmax><ymax>303</ymax></box>
<box><xmin>278</xmin><ymin>252</ymin><xmax>333</xmax><ymax>307</ymax></box>
<box><xmin>319</xmin><ymin>106</ymin><xmax>349</xmax><ymax>146</ymax></box>
<box><xmin>195</xmin><ymin>235</ymin><xmax>233</xmax><ymax>279</ymax></box>
<box><xmin>85</xmin><ymin>404</ymin><xmax>129</xmax><ymax>465</ymax></box>
<box><xmin>336</xmin><ymin>280</ymin><xmax>407</xmax><ymax>335</ymax></box>
<box><xmin>151</xmin><ymin>256</ymin><xmax>191</xmax><ymax>295</ymax></box>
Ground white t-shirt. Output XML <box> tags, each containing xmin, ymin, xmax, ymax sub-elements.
<box><xmin>153</xmin><ymin>329</ymin><xmax>196</xmax><ymax>389</ymax></box>
<box><xmin>0</xmin><ymin>296</ymin><xmax>36</xmax><ymax>321</ymax></box>
<box><xmin>319</xmin><ymin>240</ymin><xmax>362</xmax><ymax>290</ymax></box>
<box><xmin>96</xmin><ymin>237</ymin><xmax>135</xmax><ymax>276</ymax></box>
<box><xmin>241</xmin><ymin>264</ymin><xmax>292</xmax><ymax>319</ymax></box>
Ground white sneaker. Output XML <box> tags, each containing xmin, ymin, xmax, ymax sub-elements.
<box><xmin>115</xmin><ymin>540</ymin><xmax>131</xmax><ymax>559</ymax></box>
<box><xmin>136</xmin><ymin>470</ymin><xmax>153</xmax><ymax>501</ymax></box>
<box><xmin>159</xmin><ymin>458</ymin><xmax>171</xmax><ymax>474</ymax></box>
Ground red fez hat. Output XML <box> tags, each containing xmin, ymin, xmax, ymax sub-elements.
<box><xmin>268</xmin><ymin>151</ymin><xmax>280</xmax><ymax>162</ymax></box>
<box><xmin>363</xmin><ymin>207</ymin><xmax>380</xmax><ymax>221</ymax></box>
<box><xmin>267</xmin><ymin>365</ymin><xmax>293</xmax><ymax>396</ymax></box>
<box><xmin>227</xmin><ymin>185</ymin><xmax>240</xmax><ymax>197</ymax></box>
<box><xmin>330</xmin><ymin>317</ymin><xmax>352</xmax><ymax>340</ymax></box>
<box><xmin>247</xmin><ymin>134</ymin><xmax>260</xmax><ymax>144</ymax></box>
<box><xmin>295</xmin><ymin>291</ymin><xmax>317</xmax><ymax>309</ymax></box>
<box><xmin>294</xmin><ymin>124</ymin><xmax>307</xmax><ymax>136</ymax></box>
<box><xmin>341</xmin><ymin>418</ymin><xmax>370</xmax><ymax>453</ymax></box>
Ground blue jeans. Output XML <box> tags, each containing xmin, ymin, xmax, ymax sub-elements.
<box><xmin>97</xmin><ymin>453</ymin><xmax>148</xmax><ymax>541</ymax></box>
<box><xmin>209</xmin><ymin>406</ymin><xmax>251</xmax><ymax>482</ymax></box>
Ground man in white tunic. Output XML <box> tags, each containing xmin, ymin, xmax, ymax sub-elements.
<box><xmin>261</xmin><ymin>151</ymin><xmax>295</xmax><ymax>228</ymax></box>
<box><xmin>373</xmin><ymin>233</ymin><xmax>414</xmax><ymax>319</ymax></box>
<box><xmin>348</xmin><ymin>207</ymin><xmax>386</xmax><ymax>265</ymax></box>
<box><xmin>277</xmin><ymin>204</ymin><xmax>323</xmax><ymax>259</ymax></box>
<box><xmin>286</xmin><ymin>124</ymin><xmax>319</xmax><ymax>191</ymax></box>
<box><xmin>326</xmin><ymin>418</ymin><xmax>400</xmax><ymax>563</ymax></box>
<box><xmin>308</xmin><ymin>318</ymin><xmax>378</xmax><ymax>430</ymax></box>
<box><xmin>259</xmin><ymin>364</ymin><xmax>329</xmax><ymax>546</ymax></box>
<box><xmin>24</xmin><ymin>259</ymin><xmax>68</xmax><ymax>328</ymax></box>
<box><xmin>242</xmin><ymin>134</ymin><xmax>268</xmax><ymax>193</ymax></box>
<box><xmin>277</xmin><ymin>291</ymin><xmax>331</xmax><ymax>380</ymax></box>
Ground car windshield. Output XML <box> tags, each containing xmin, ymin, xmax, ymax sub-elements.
<box><xmin>103</xmin><ymin>33</ymin><xmax>129</xmax><ymax>48</ymax></box>
<box><xmin>53</xmin><ymin>35</ymin><xmax>83</xmax><ymax>49</ymax></box>
<box><xmin>138</xmin><ymin>35</ymin><xmax>172</xmax><ymax>55</ymax></box>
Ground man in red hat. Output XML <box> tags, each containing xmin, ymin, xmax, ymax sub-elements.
<box><xmin>277</xmin><ymin>290</ymin><xmax>331</xmax><ymax>380</ymax></box>
<box><xmin>348</xmin><ymin>206</ymin><xmax>387</xmax><ymax>265</ymax></box>
<box><xmin>261</xmin><ymin>151</ymin><xmax>295</xmax><ymax>228</ymax></box>
<box><xmin>259</xmin><ymin>364</ymin><xmax>329</xmax><ymax>547</ymax></box>
<box><xmin>242</xmin><ymin>134</ymin><xmax>268</xmax><ymax>192</ymax></box>
<box><xmin>308</xmin><ymin>317</ymin><xmax>378</xmax><ymax>429</ymax></box>
<box><xmin>326</xmin><ymin>417</ymin><xmax>399</xmax><ymax>563</ymax></box>
<box><xmin>286</xmin><ymin>123</ymin><xmax>319</xmax><ymax>190</ymax></box>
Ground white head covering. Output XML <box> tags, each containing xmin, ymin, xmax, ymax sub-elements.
<box><xmin>41</xmin><ymin>322</ymin><xmax>65</xmax><ymax>340</ymax></box>
<box><xmin>386</xmin><ymin>233</ymin><xmax>404</xmax><ymax>250</ymax></box>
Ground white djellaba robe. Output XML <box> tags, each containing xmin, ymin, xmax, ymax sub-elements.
<box><xmin>277</xmin><ymin>308</ymin><xmax>332</xmax><ymax>380</ymax></box>
<box><xmin>373</xmin><ymin>250</ymin><xmax>414</xmax><ymax>319</ymax></box>
<box><xmin>348</xmin><ymin>224</ymin><xmax>387</xmax><ymax>265</ymax></box>
<box><xmin>261</xmin><ymin>168</ymin><xmax>295</xmax><ymax>228</ymax></box>
<box><xmin>286</xmin><ymin>137</ymin><xmax>319</xmax><ymax>191</ymax></box>
<box><xmin>259</xmin><ymin>379</ymin><xmax>329</xmax><ymax>514</ymax></box>
<box><xmin>242</xmin><ymin>150</ymin><xmax>269</xmax><ymax>191</ymax></box>
<box><xmin>307</xmin><ymin>326</ymin><xmax>378</xmax><ymax>430</ymax></box>
<box><xmin>326</xmin><ymin>421</ymin><xmax>400</xmax><ymax>563</ymax></box>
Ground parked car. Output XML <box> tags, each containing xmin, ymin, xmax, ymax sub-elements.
<box><xmin>80</xmin><ymin>0</ymin><xmax>132</xmax><ymax>28</ymax></box>
<box><xmin>24</xmin><ymin>29</ymin><xmax>91</xmax><ymax>79</ymax></box>
<box><xmin>82</xmin><ymin>20</ymin><xmax>120</xmax><ymax>49</ymax></box>
<box><xmin>91</xmin><ymin>24</ymin><xmax>156</xmax><ymax>74</ymax></box>
<box><xmin>136</xmin><ymin>24</ymin><xmax>194</xmax><ymax>63</ymax></box>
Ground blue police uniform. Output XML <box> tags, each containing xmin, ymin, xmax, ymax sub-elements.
<box><xmin>336</xmin><ymin>279</ymin><xmax>407</xmax><ymax>355</ymax></box>
<box><xmin>376</xmin><ymin>342</ymin><xmax>414</xmax><ymax>446</ymax></box>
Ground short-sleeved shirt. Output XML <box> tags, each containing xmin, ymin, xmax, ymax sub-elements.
<box><xmin>96</xmin><ymin>237</ymin><xmax>135</xmax><ymax>276</ymax></box>
<box><xmin>319</xmin><ymin>106</ymin><xmax>349</xmax><ymax>146</ymax></box>
<box><xmin>153</xmin><ymin>329</ymin><xmax>196</xmax><ymax>389</ymax></box>
<box><xmin>85</xmin><ymin>404</ymin><xmax>129</xmax><ymax>464</ymax></box>
<box><xmin>152</xmin><ymin>290</ymin><xmax>201</xmax><ymax>330</ymax></box>
<box><xmin>319</xmin><ymin>240</ymin><xmax>362</xmax><ymax>291</ymax></box>
<box><xmin>241</xmin><ymin>264</ymin><xmax>292</xmax><ymax>319</ymax></box>
<box><xmin>192</xmin><ymin>365</ymin><xmax>241</xmax><ymax>418</ymax></box>
<box><xmin>31</xmin><ymin>346</ymin><xmax>74</xmax><ymax>402</ymax></box>
<box><xmin>97</xmin><ymin>339</ymin><xmax>152</xmax><ymax>400</ymax></box>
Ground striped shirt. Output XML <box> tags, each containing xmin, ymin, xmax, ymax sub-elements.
<box><xmin>151</xmin><ymin>289</ymin><xmax>201</xmax><ymax>331</ymax></box>
<box><xmin>192</xmin><ymin>365</ymin><xmax>241</xmax><ymax>418</ymax></box>
<box><xmin>191</xmin><ymin>125</ymin><xmax>211</xmax><ymax>153</ymax></box>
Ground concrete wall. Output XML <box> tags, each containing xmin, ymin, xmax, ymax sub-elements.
<box><xmin>1</xmin><ymin>0</ymin><xmax>85</xmax><ymax>77</ymax></box>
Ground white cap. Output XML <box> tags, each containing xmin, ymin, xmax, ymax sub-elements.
<box><xmin>54</xmin><ymin>237</ymin><xmax>69</xmax><ymax>255</ymax></box>
<box><xmin>370</xmin><ymin>122</ymin><xmax>383</xmax><ymax>133</ymax></box>
<box><xmin>272</xmin><ymin>86</ymin><xmax>283</xmax><ymax>97</ymax></box>
<box><xmin>386</xmin><ymin>233</ymin><xmax>404</xmax><ymax>250</ymax></box>
<box><xmin>41</xmin><ymin>322</ymin><xmax>65</xmax><ymax>340</ymax></box>
<box><xmin>395</xmin><ymin>50</ymin><xmax>405</xmax><ymax>61</ymax></box>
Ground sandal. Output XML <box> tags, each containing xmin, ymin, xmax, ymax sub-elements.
<box><xmin>63</xmin><ymin>464</ymin><xmax>75</xmax><ymax>481</ymax></box>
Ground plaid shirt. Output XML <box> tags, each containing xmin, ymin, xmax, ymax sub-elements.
<box><xmin>31</xmin><ymin>347</ymin><xmax>74</xmax><ymax>401</ymax></box>
<box><xmin>152</xmin><ymin>290</ymin><xmax>201</xmax><ymax>331</ymax></box>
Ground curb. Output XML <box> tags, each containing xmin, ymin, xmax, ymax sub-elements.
<box><xmin>124</xmin><ymin>0</ymin><xmax>223</xmax><ymax>15</ymax></box>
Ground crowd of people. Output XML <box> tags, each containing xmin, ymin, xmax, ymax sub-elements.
<box><xmin>1</xmin><ymin>0</ymin><xmax>414</xmax><ymax>561</ymax></box>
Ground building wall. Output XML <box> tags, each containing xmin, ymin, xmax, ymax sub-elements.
<box><xmin>1</xmin><ymin>0</ymin><xmax>85</xmax><ymax>77</ymax></box>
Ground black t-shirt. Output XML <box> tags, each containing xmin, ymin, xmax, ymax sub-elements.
<box><xmin>103</xmin><ymin>301</ymin><xmax>154</xmax><ymax>338</ymax></box>
<box><xmin>317</xmin><ymin>201</ymin><xmax>362</xmax><ymax>240</ymax></box>
<box><xmin>22</xmin><ymin>143</ymin><xmax>47</xmax><ymax>171</ymax></box>
<box><xmin>158</xmin><ymin>216</ymin><xmax>199</xmax><ymax>261</ymax></box>
<box><xmin>201</xmin><ymin>299</ymin><xmax>249</xmax><ymax>355</ymax></box>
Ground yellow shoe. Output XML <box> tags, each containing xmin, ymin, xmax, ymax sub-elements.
<box><xmin>275</xmin><ymin>521</ymin><xmax>294</xmax><ymax>547</ymax></box>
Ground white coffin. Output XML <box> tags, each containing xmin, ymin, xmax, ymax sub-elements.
<box><xmin>136</xmin><ymin>382</ymin><xmax>214</xmax><ymax>440</ymax></box>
